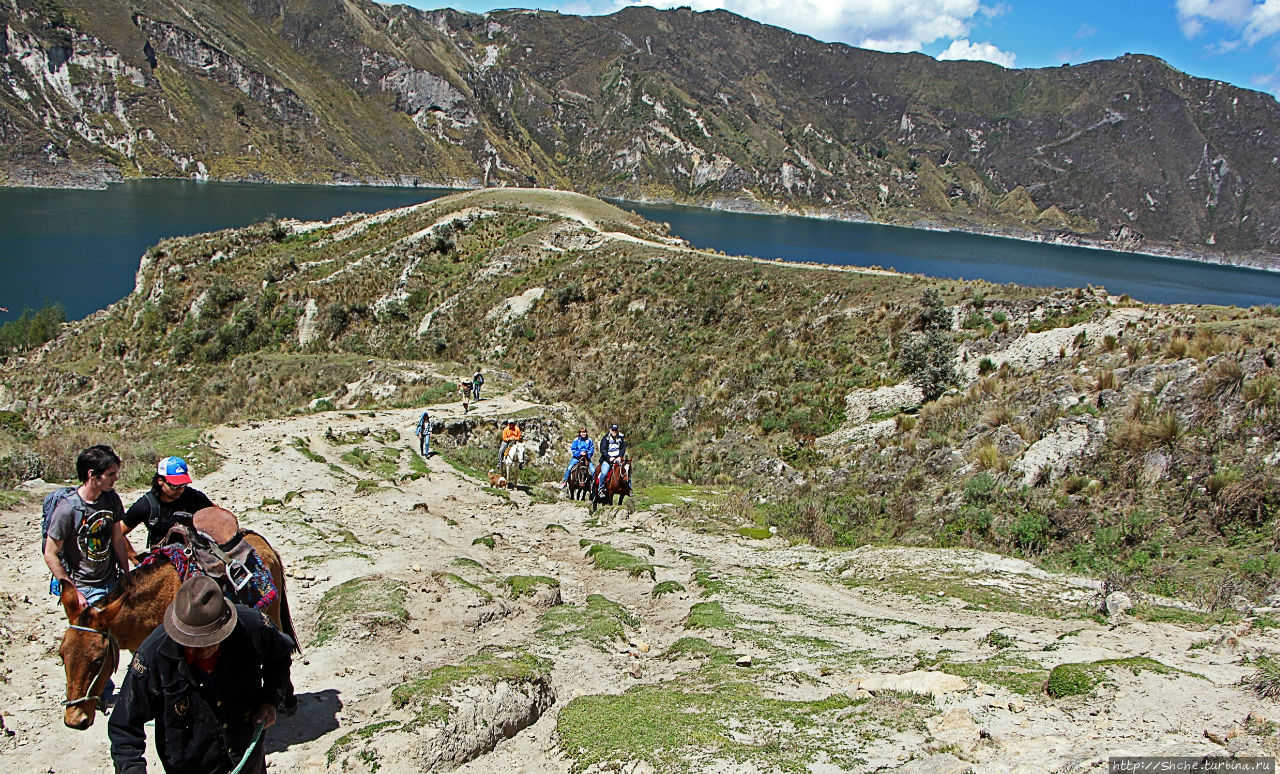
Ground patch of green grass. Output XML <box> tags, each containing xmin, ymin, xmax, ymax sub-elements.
<box><xmin>983</xmin><ymin>630</ymin><xmax>1016</xmax><ymax>650</ymax></box>
<box><xmin>290</xmin><ymin>437</ymin><xmax>326</xmax><ymax>463</ymax></box>
<box><xmin>473</xmin><ymin>534</ymin><xmax>496</xmax><ymax>549</ymax></box>
<box><xmin>392</xmin><ymin>647</ymin><xmax>551</xmax><ymax>728</ymax></box>
<box><xmin>686</xmin><ymin>601</ymin><xmax>734</xmax><ymax>630</ymax></box>
<box><xmin>838</xmin><ymin>569</ymin><xmax>1070</xmax><ymax>618</ymax></box>
<box><xmin>634</xmin><ymin>484</ymin><xmax>724</xmax><ymax>510</ymax></box>
<box><xmin>312</xmin><ymin>576</ymin><xmax>408</xmax><ymax>647</ymax></box>
<box><xmin>737</xmin><ymin>526</ymin><xmax>772</xmax><ymax>540</ymax></box>
<box><xmin>0</xmin><ymin>489</ymin><xmax>24</xmax><ymax>510</ymax></box>
<box><xmin>503</xmin><ymin>575</ymin><xmax>560</xmax><ymax>599</ymax></box>
<box><xmin>686</xmin><ymin>555</ymin><xmax>726</xmax><ymax>596</ymax></box>
<box><xmin>435</xmin><ymin>571</ymin><xmax>493</xmax><ymax>601</ymax></box>
<box><xmin>1129</xmin><ymin>603</ymin><xmax>1241</xmax><ymax>629</ymax></box>
<box><xmin>546</xmin><ymin>523</ymin><xmax>569</xmax><ymax>533</ymax></box>
<box><xmin>354</xmin><ymin>479</ymin><xmax>380</xmax><ymax>494</ymax></box>
<box><xmin>556</xmin><ymin>679</ymin><xmax>883</xmax><ymax>773</ymax></box>
<box><xmin>451</xmin><ymin>557</ymin><xmax>491</xmax><ymax>573</ymax></box>
<box><xmin>537</xmin><ymin>593</ymin><xmax>637</xmax><ymax>649</ymax></box>
<box><xmin>918</xmin><ymin>651</ymin><xmax>1047</xmax><ymax>696</ymax></box>
<box><xmin>326</xmin><ymin>721</ymin><xmax>401</xmax><ymax>767</ymax></box>
<box><xmin>652</xmin><ymin>580</ymin><xmax>685</xmax><ymax>598</ymax></box>
<box><xmin>584</xmin><ymin>543</ymin><xmax>655</xmax><ymax>579</ymax></box>
<box><xmin>1045</xmin><ymin>656</ymin><xmax>1193</xmax><ymax>698</ymax></box>
<box><xmin>663</xmin><ymin>637</ymin><xmax>735</xmax><ymax>664</ymax></box>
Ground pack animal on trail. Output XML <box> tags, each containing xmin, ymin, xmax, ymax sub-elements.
<box><xmin>591</xmin><ymin>457</ymin><xmax>631</xmax><ymax>512</ymax></box>
<box><xmin>56</xmin><ymin>507</ymin><xmax>297</xmax><ymax>730</ymax></box>
<box><xmin>501</xmin><ymin>440</ymin><xmax>526</xmax><ymax>490</ymax></box>
<box><xmin>567</xmin><ymin>457</ymin><xmax>592</xmax><ymax>500</ymax></box>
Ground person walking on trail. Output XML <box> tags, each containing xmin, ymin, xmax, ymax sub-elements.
<box><xmin>415</xmin><ymin>410</ymin><xmax>432</xmax><ymax>456</ymax></box>
<box><xmin>108</xmin><ymin>575</ymin><xmax>295</xmax><ymax>774</ymax></box>
<box><xmin>458</xmin><ymin>379</ymin><xmax>472</xmax><ymax>414</ymax></box>
<box><xmin>596</xmin><ymin>424</ymin><xmax>626</xmax><ymax>499</ymax></box>
<box><xmin>44</xmin><ymin>445</ymin><xmax>131</xmax><ymax>608</ymax></box>
<box><xmin>499</xmin><ymin>419</ymin><xmax>522</xmax><ymax>463</ymax></box>
<box><xmin>117</xmin><ymin>457</ymin><xmax>215</xmax><ymax>556</ymax></box>
<box><xmin>561</xmin><ymin>427</ymin><xmax>595</xmax><ymax>490</ymax></box>
<box><xmin>471</xmin><ymin>370</ymin><xmax>485</xmax><ymax>402</ymax></box>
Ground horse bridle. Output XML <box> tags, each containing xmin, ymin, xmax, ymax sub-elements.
<box><xmin>63</xmin><ymin>624</ymin><xmax>120</xmax><ymax>708</ymax></box>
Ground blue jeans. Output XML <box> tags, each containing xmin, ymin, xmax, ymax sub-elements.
<box><xmin>418</xmin><ymin>430</ymin><xmax>430</xmax><ymax>456</ymax></box>
<box><xmin>563</xmin><ymin>459</ymin><xmax>594</xmax><ymax>482</ymax></box>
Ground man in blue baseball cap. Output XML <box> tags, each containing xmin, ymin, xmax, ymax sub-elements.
<box><xmin>116</xmin><ymin>456</ymin><xmax>215</xmax><ymax>558</ymax></box>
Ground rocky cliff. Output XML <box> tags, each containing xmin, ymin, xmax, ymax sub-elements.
<box><xmin>2</xmin><ymin>0</ymin><xmax>1279</xmax><ymax>262</ymax></box>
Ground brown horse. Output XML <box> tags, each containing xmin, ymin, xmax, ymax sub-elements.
<box><xmin>57</xmin><ymin>531</ymin><xmax>295</xmax><ymax>729</ymax></box>
<box><xmin>567</xmin><ymin>457</ymin><xmax>592</xmax><ymax>501</ymax></box>
<box><xmin>591</xmin><ymin>457</ymin><xmax>632</xmax><ymax>512</ymax></box>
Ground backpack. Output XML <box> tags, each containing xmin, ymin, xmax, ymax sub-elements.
<box><xmin>40</xmin><ymin>486</ymin><xmax>85</xmax><ymax>557</ymax></box>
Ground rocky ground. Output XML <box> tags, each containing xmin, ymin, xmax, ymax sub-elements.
<box><xmin>2</xmin><ymin>384</ymin><xmax>1279</xmax><ymax>773</ymax></box>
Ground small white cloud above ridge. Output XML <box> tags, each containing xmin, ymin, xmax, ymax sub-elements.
<box><xmin>1176</xmin><ymin>0</ymin><xmax>1280</xmax><ymax>45</ymax></box>
<box><xmin>613</xmin><ymin>0</ymin><xmax>985</xmax><ymax>52</ymax></box>
<box><xmin>936</xmin><ymin>38</ymin><xmax>1017</xmax><ymax>67</ymax></box>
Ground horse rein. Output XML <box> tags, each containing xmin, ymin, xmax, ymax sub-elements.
<box><xmin>63</xmin><ymin>624</ymin><xmax>120</xmax><ymax>708</ymax></box>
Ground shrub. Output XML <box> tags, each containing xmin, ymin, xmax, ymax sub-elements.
<box><xmin>1243</xmin><ymin>374</ymin><xmax>1277</xmax><ymax>416</ymax></box>
<box><xmin>1247</xmin><ymin>657</ymin><xmax>1280</xmax><ymax>699</ymax></box>
<box><xmin>978</xmin><ymin>358</ymin><xmax>996</xmax><ymax>375</ymax></box>
<box><xmin>898</xmin><ymin>329</ymin><xmax>958</xmax><ymax>402</ymax></box>
<box><xmin>0</xmin><ymin>302</ymin><xmax>66</xmax><ymax>354</ymax></box>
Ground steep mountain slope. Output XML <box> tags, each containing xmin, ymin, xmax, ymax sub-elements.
<box><xmin>2</xmin><ymin>0</ymin><xmax>1278</xmax><ymax>261</ymax></box>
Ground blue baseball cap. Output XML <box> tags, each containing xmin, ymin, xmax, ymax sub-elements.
<box><xmin>157</xmin><ymin>456</ymin><xmax>192</xmax><ymax>485</ymax></box>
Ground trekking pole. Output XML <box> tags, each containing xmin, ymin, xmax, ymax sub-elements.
<box><xmin>230</xmin><ymin>720</ymin><xmax>267</xmax><ymax>774</ymax></box>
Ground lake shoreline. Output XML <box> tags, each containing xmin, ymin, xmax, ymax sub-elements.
<box><xmin>7</xmin><ymin>175</ymin><xmax>1279</xmax><ymax>278</ymax></box>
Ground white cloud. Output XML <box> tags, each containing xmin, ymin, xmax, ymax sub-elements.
<box><xmin>611</xmin><ymin>0</ymin><xmax>986</xmax><ymax>52</ymax></box>
<box><xmin>936</xmin><ymin>38</ymin><xmax>1016</xmax><ymax>67</ymax></box>
<box><xmin>1176</xmin><ymin>0</ymin><xmax>1280</xmax><ymax>44</ymax></box>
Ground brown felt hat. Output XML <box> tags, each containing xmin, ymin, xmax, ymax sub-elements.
<box><xmin>164</xmin><ymin>576</ymin><xmax>237</xmax><ymax>648</ymax></box>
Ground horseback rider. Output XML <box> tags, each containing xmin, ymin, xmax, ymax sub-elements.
<box><xmin>561</xmin><ymin>427</ymin><xmax>595</xmax><ymax>491</ymax></box>
<box><xmin>499</xmin><ymin>419</ymin><xmax>522</xmax><ymax>463</ymax></box>
<box><xmin>596</xmin><ymin>424</ymin><xmax>626</xmax><ymax>499</ymax></box>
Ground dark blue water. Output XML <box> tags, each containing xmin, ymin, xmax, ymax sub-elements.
<box><xmin>1</xmin><ymin>179</ymin><xmax>1277</xmax><ymax>320</ymax></box>
<box><xmin>0</xmin><ymin>180</ymin><xmax>454</xmax><ymax>319</ymax></box>
<box><xmin>626</xmin><ymin>202</ymin><xmax>1280</xmax><ymax>309</ymax></box>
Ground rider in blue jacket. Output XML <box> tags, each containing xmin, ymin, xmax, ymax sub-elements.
<box><xmin>561</xmin><ymin>428</ymin><xmax>595</xmax><ymax>489</ymax></box>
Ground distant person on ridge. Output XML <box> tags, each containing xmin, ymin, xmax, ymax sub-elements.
<box><xmin>117</xmin><ymin>456</ymin><xmax>215</xmax><ymax>556</ymax></box>
<box><xmin>415</xmin><ymin>410</ymin><xmax>432</xmax><ymax>457</ymax></box>
<box><xmin>561</xmin><ymin>427</ymin><xmax>595</xmax><ymax>491</ymax></box>
<box><xmin>44</xmin><ymin>444</ymin><xmax>131</xmax><ymax>608</ymax></box>
<box><xmin>499</xmin><ymin>419</ymin><xmax>522</xmax><ymax>464</ymax></box>
<box><xmin>596</xmin><ymin>424</ymin><xmax>626</xmax><ymax>499</ymax></box>
<box><xmin>471</xmin><ymin>370</ymin><xmax>485</xmax><ymax>401</ymax></box>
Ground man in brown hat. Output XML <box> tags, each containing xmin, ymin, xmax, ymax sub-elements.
<box><xmin>108</xmin><ymin>576</ymin><xmax>294</xmax><ymax>774</ymax></box>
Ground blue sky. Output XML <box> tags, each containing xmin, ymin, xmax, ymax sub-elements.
<box><xmin>389</xmin><ymin>1</ymin><xmax>1280</xmax><ymax>98</ymax></box>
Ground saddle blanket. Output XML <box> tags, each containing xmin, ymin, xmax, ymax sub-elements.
<box><xmin>143</xmin><ymin>544</ymin><xmax>279</xmax><ymax>610</ymax></box>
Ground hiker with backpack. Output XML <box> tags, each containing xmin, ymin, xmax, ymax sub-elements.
<box><xmin>116</xmin><ymin>456</ymin><xmax>215</xmax><ymax>557</ymax></box>
<box><xmin>42</xmin><ymin>445</ymin><xmax>131</xmax><ymax>608</ymax></box>
<box><xmin>414</xmin><ymin>410</ymin><xmax>432</xmax><ymax>457</ymax></box>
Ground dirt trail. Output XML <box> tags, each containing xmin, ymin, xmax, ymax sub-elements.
<box><xmin>1</xmin><ymin>388</ymin><xmax>1277</xmax><ymax>773</ymax></box>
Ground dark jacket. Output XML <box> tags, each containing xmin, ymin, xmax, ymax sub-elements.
<box><xmin>600</xmin><ymin>432</ymin><xmax>626</xmax><ymax>460</ymax></box>
<box><xmin>124</xmin><ymin>488</ymin><xmax>215</xmax><ymax>547</ymax></box>
<box><xmin>109</xmin><ymin>605</ymin><xmax>294</xmax><ymax>774</ymax></box>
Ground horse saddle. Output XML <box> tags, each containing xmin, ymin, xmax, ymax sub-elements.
<box><xmin>161</xmin><ymin>507</ymin><xmax>254</xmax><ymax>592</ymax></box>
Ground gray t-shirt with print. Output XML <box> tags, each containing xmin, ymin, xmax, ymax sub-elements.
<box><xmin>47</xmin><ymin>489</ymin><xmax>123</xmax><ymax>588</ymax></box>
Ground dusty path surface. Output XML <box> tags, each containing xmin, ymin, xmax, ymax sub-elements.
<box><xmin>2</xmin><ymin>389</ymin><xmax>1278</xmax><ymax>773</ymax></box>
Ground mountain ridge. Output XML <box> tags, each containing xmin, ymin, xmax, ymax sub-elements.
<box><xmin>2</xmin><ymin>0</ymin><xmax>1279</xmax><ymax>264</ymax></box>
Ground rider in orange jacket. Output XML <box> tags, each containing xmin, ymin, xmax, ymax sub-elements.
<box><xmin>499</xmin><ymin>420</ymin><xmax>522</xmax><ymax>463</ymax></box>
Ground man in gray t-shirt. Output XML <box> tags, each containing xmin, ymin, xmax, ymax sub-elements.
<box><xmin>44</xmin><ymin>445</ymin><xmax>130</xmax><ymax>608</ymax></box>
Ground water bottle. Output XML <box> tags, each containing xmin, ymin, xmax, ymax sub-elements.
<box><xmin>49</xmin><ymin>576</ymin><xmax>60</xmax><ymax>595</ymax></box>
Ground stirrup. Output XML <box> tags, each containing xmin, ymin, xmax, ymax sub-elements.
<box><xmin>225</xmin><ymin>560</ymin><xmax>251</xmax><ymax>591</ymax></box>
